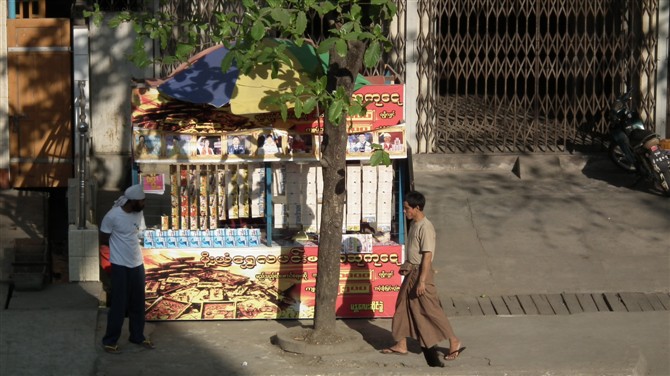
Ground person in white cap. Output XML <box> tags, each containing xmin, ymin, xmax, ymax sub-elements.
<box><xmin>99</xmin><ymin>183</ymin><xmax>155</xmax><ymax>353</ymax></box>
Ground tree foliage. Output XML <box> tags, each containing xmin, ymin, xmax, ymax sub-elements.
<box><xmin>87</xmin><ymin>0</ymin><xmax>396</xmax><ymax>131</ymax></box>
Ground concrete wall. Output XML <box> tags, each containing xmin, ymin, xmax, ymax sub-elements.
<box><xmin>88</xmin><ymin>13</ymin><xmax>154</xmax><ymax>192</ymax></box>
<box><xmin>1</xmin><ymin>0</ymin><xmax>9</xmax><ymax>187</ymax></box>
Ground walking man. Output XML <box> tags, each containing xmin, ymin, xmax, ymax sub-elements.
<box><xmin>100</xmin><ymin>183</ymin><xmax>155</xmax><ymax>353</ymax></box>
<box><xmin>381</xmin><ymin>190</ymin><xmax>464</xmax><ymax>367</ymax></box>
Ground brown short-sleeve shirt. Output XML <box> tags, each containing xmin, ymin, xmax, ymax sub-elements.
<box><xmin>406</xmin><ymin>217</ymin><xmax>436</xmax><ymax>265</ymax></box>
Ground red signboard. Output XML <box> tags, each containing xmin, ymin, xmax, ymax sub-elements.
<box><xmin>291</xmin><ymin>84</ymin><xmax>405</xmax><ymax>133</ymax></box>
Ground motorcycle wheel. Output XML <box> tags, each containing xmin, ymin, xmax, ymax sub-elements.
<box><xmin>659</xmin><ymin>170</ymin><xmax>670</xmax><ymax>197</ymax></box>
<box><xmin>609</xmin><ymin>144</ymin><xmax>636</xmax><ymax>172</ymax></box>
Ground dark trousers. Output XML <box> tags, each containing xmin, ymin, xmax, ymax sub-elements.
<box><xmin>102</xmin><ymin>264</ymin><xmax>146</xmax><ymax>346</ymax></box>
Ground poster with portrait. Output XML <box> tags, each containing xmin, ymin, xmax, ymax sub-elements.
<box><xmin>164</xmin><ymin>134</ymin><xmax>193</xmax><ymax>158</ymax></box>
<box><xmin>375</xmin><ymin>128</ymin><xmax>405</xmax><ymax>154</ymax></box>
<box><xmin>287</xmin><ymin>133</ymin><xmax>314</xmax><ymax>157</ymax></box>
<box><xmin>225</xmin><ymin>134</ymin><xmax>251</xmax><ymax>156</ymax></box>
<box><xmin>133</xmin><ymin>131</ymin><xmax>162</xmax><ymax>159</ymax></box>
<box><xmin>347</xmin><ymin>132</ymin><xmax>373</xmax><ymax>155</ymax></box>
<box><xmin>254</xmin><ymin>130</ymin><xmax>285</xmax><ymax>157</ymax></box>
<box><xmin>141</xmin><ymin>173</ymin><xmax>165</xmax><ymax>195</ymax></box>
<box><xmin>194</xmin><ymin>135</ymin><xmax>223</xmax><ymax>157</ymax></box>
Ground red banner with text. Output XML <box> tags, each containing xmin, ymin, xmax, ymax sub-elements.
<box><xmin>141</xmin><ymin>244</ymin><xmax>403</xmax><ymax>320</ymax></box>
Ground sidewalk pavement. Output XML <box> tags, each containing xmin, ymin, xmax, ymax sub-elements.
<box><xmin>1</xmin><ymin>281</ymin><xmax>667</xmax><ymax>376</ymax></box>
<box><xmin>1</xmin><ymin>153</ymin><xmax>669</xmax><ymax>375</ymax></box>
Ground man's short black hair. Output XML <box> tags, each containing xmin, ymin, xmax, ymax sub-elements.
<box><xmin>404</xmin><ymin>191</ymin><xmax>425</xmax><ymax>211</ymax></box>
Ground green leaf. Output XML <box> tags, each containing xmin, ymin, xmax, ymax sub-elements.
<box><xmin>364</xmin><ymin>41</ymin><xmax>382</xmax><ymax>68</ymax></box>
<box><xmin>370</xmin><ymin>150</ymin><xmax>383</xmax><ymax>166</ymax></box>
<box><xmin>317</xmin><ymin>38</ymin><xmax>337</xmax><ymax>54</ymax></box>
<box><xmin>350</xmin><ymin>4</ymin><xmax>362</xmax><ymax>18</ymax></box>
<box><xmin>385</xmin><ymin>2</ymin><xmax>398</xmax><ymax>17</ymax></box>
<box><xmin>175</xmin><ymin>43</ymin><xmax>195</xmax><ymax>59</ymax></box>
<box><xmin>280</xmin><ymin>104</ymin><xmax>288</xmax><ymax>121</ymax></box>
<box><xmin>294</xmin><ymin>11</ymin><xmax>308</xmax><ymax>35</ymax></box>
<box><xmin>335</xmin><ymin>39</ymin><xmax>347</xmax><ymax>57</ymax></box>
<box><xmin>383</xmin><ymin>154</ymin><xmax>392</xmax><ymax>166</ymax></box>
<box><xmin>294</xmin><ymin>99</ymin><xmax>303</xmax><ymax>118</ymax></box>
<box><xmin>328</xmin><ymin>99</ymin><xmax>345</xmax><ymax>124</ymax></box>
<box><xmin>270</xmin><ymin>8</ymin><xmax>290</xmax><ymax>27</ymax></box>
<box><xmin>314</xmin><ymin>2</ymin><xmax>337</xmax><ymax>17</ymax></box>
<box><xmin>303</xmin><ymin>97</ymin><xmax>317</xmax><ymax>114</ymax></box>
<box><xmin>221</xmin><ymin>53</ymin><xmax>235</xmax><ymax>73</ymax></box>
<box><xmin>370</xmin><ymin>149</ymin><xmax>392</xmax><ymax>166</ymax></box>
<box><xmin>251</xmin><ymin>20</ymin><xmax>266</xmax><ymax>40</ymax></box>
<box><xmin>342</xmin><ymin>32</ymin><xmax>363</xmax><ymax>41</ymax></box>
<box><xmin>340</xmin><ymin>22</ymin><xmax>354</xmax><ymax>34</ymax></box>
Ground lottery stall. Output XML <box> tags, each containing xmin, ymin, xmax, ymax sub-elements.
<box><xmin>112</xmin><ymin>40</ymin><xmax>411</xmax><ymax>321</ymax></box>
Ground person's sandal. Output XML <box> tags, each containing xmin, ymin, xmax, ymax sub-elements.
<box><xmin>135</xmin><ymin>339</ymin><xmax>155</xmax><ymax>349</ymax></box>
<box><xmin>103</xmin><ymin>344</ymin><xmax>121</xmax><ymax>354</ymax></box>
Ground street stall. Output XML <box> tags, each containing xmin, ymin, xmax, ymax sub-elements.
<box><xmin>115</xmin><ymin>39</ymin><xmax>410</xmax><ymax>321</ymax></box>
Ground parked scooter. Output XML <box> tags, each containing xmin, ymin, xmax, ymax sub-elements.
<box><xmin>607</xmin><ymin>87</ymin><xmax>670</xmax><ymax>196</ymax></box>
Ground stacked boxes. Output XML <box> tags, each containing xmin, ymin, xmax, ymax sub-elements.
<box><xmin>143</xmin><ymin>228</ymin><xmax>261</xmax><ymax>248</ymax></box>
<box><xmin>376</xmin><ymin>165</ymin><xmax>394</xmax><ymax>233</ymax></box>
<box><xmin>272</xmin><ymin>163</ymin><xmax>286</xmax><ymax>228</ymax></box>
<box><xmin>285</xmin><ymin>163</ymin><xmax>301</xmax><ymax>228</ymax></box>
<box><xmin>361</xmin><ymin>165</ymin><xmax>378</xmax><ymax>230</ymax></box>
<box><xmin>346</xmin><ymin>165</ymin><xmax>362</xmax><ymax>231</ymax></box>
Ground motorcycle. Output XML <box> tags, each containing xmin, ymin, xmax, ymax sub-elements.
<box><xmin>607</xmin><ymin>87</ymin><xmax>670</xmax><ymax>196</ymax></box>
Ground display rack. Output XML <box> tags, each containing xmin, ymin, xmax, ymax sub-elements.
<box><xmin>121</xmin><ymin>79</ymin><xmax>410</xmax><ymax>320</ymax></box>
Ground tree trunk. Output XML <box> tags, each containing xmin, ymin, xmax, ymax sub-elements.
<box><xmin>312</xmin><ymin>41</ymin><xmax>366</xmax><ymax>337</ymax></box>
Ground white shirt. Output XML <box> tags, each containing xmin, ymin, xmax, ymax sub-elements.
<box><xmin>100</xmin><ymin>206</ymin><xmax>145</xmax><ymax>268</ymax></box>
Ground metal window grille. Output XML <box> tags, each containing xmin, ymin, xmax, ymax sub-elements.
<box><xmin>417</xmin><ymin>0</ymin><xmax>659</xmax><ymax>153</ymax></box>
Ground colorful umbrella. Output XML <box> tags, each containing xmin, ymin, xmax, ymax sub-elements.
<box><xmin>157</xmin><ymin>39</ymin><xmax>370</xmax><ymax>115</ymax></box>
<box><xmin>157</xmin><ymin>45</ymin><xmax>239</xmax><ymax>108</ymax></box>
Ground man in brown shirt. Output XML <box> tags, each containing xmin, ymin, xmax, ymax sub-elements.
<box><xmin>381</xmin><ymin>191</ymin><xmax>465</xmax><ymax>367</ymax></box>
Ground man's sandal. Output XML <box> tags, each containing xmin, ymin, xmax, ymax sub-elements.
<box><xmin>131</xmin><ymin>339</ymin><xmax>155</xmax><ymax>349</ymax></box>
<box><xmin>103</xmin><ymin>344</ymin><xmax>121</xmax><ymax>354</ymax></box>
<box><xmin>444</xmin><ymin>346</ymin><xmax>466</xmax><ymax>360</ymax></box>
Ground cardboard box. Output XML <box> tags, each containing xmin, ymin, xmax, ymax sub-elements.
<box><xmin>213</xmin><ymin>229</ymin><xmax>225</xmax><ymax>248</ymax></box>
<box><xmin>166</xmin><ymin>237</ymin><xmax>178</xmax><ymax>248</ymax></box>
<box><xmin>154</xmin><ymin>236</ymin><xmax>166</xmax><ymax>248</ymax></box>
<box><xmin>224</xmin><ymin>229</ymin><xmax>236</xmax><ymax>247</ymax></box>
<box><xmin>143</xmin><ymin>234</ymin><xmax>154</xmax><ymax>248</ymax></box>
<box><xmin>188</xmin><ymin>236</ymin><xmax>200</xmax><ymax>248</ymax></box>
<box><xmin>248</xmin><ymin>228</ymin><xmax>261</xmax><ymax>246</ymax></box>
<box><xmin>346</xmin><ymin>165</ymin><xmax>362</xmax><ymax>231</ymax></box>
<box><xmin>177</xmin><ymin>236</ymin><xmax>189</xmax><ymax>248</ymax></box>
<box><xmin>235</xmin><ymin>228</ymin><xmax>248</xmax><ymax>247</ymax></box>
<box><xmin>201</xmin><ymin>236</ymin><xmax>213</xmax><ymax>248</ymax></box>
